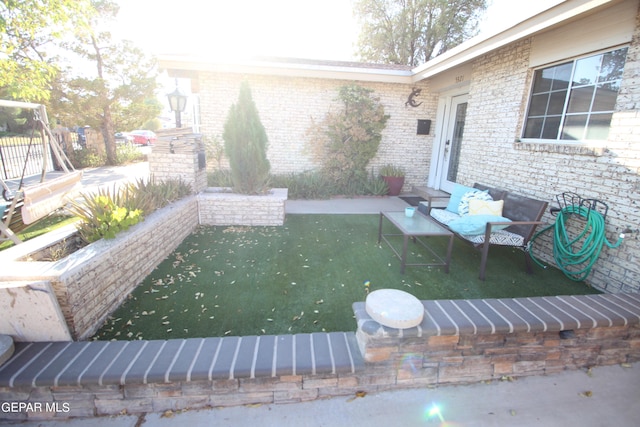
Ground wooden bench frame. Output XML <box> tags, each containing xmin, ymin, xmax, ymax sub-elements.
<box><xmin>419</xmin><ymin>183</ymin><xmax>548</xmax><ymax>280</ymax></box>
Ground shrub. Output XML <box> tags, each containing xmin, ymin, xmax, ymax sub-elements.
<box><xmin>207</xmin><ymin>169</ymin><xmax>233</xmax><ymax>187</ymax></box>
<box><xmin>379</xmin><ymin>164</ymin><xmax>405</xmax><ymax>177</ymax></box>
<box><xmin>71</xmin><ymin>191</ymin><xmax>143</xmax><ymax>243</ymax></box>
<box><xmin>270</xmin><ymin>169</ymin><xmax>389</xmax><ymax>199</ymax></box>
<box><xmin>308</xmin><ymin>85</ymin><xmax>389</xmax><ymax>188</ymax></box>
<box><xmin>68</xmin><ymin>147</ymin><xmax>105</xmax><ymax>168</ymax></box>
<box><xmin>223</xmin><ymin>81</ymin><xmax>271</xmax><ymax>194</ymax></box>
<box><xmin>115</xmin><ymin>144</ymin><xmax>146</xmax><ymax>164</ymax></box>
<box><xmin>70</xmin><ymin>177</ymin><xmax>192</xmax><ymax>243</ymax></box>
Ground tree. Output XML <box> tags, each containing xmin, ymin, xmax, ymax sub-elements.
<box><xmin>354</xmin><ymin>0</ymin><xmax>488</xmax><ymax>66</ymax></box>
<box><xmin>0</xmin><ymin>0</ymin><xmax>91</xmax><ymax>101</ymax></box>
<box><xmin>50</xmin><ymin>1</ymin><xmax>160</xmax><ymax>165</ymax></box>
<box><xmin>223</xmin><ymin>81</ymin><xmax>271</xmax><ymax>195</ymax></box>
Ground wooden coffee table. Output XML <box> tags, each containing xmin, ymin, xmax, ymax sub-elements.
<box><xmin>378</xmin><ymin>210</ymin><xmax>454</xmax><ymax>274</ymax></box>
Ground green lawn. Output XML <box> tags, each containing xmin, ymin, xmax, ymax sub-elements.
<box><xmin>0</xmin><ymin>214</ymin><xmax>77</xmax><ymax>251</ymax></box>
<box><xmin>93</xmin><ymin>214</ymin><xmax>599</xmax><ymax>340</ymax></box>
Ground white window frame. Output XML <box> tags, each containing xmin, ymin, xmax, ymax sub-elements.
<box><xmin>521</xmin><ymin>45</ymin><xmax>629</xmax><ymax>145</ymax></box>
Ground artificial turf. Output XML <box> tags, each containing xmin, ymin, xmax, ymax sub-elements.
<box><xmin>92</xmin><ymin>214</ymin><xmax>600</xmax><ymax>340</ymax></box>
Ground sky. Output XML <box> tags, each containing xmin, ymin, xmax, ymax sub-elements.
<box><xmin>114</xmin><ymin>0</ymin><xmax>565</xmax><ymax>62</ymax></box>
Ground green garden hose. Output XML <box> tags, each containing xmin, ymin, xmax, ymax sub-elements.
<box><xmin>529</xmin><ymin>205</ymin><xmax>625</xmax><ymax>281</ymax></box>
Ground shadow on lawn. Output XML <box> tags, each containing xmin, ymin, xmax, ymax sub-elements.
<box><xmin>93</xmin><ymin>215</ymin><xmax>599</xmax><ymax>340</ymax></box>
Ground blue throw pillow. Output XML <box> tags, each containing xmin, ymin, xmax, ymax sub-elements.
<box><xmin>448</xmin><ymin>215</ymin><xmax>512</xmax><ymax>236</ymax></box>
<box><xmin>445</xmin><ymin>184</ymin><xmax>476</xmax><ymax>213</ymax></box>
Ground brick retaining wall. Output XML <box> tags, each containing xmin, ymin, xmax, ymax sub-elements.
<box><xmin>1</xmin><ymin>293</ymin><xmax>639</xmax><ymax>420</ymax></box>
<box><xmin>0</xmin><ymin>198</ymin><xmax>200</xmax><ymax>341</ymax></box>
<box><xmin>354</xmin><ymin>293</ymin><xmax>640</xmax><ymax>385</ymax></box>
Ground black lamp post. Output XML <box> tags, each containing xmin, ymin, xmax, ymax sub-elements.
<box><xmin>167</xmin><ymin>80</ymin><xmax>188</xmax><ymax>128</ymax></box>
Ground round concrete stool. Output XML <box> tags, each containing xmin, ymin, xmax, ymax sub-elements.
<box><xmin>365</xmin><ymin>289</ymin><xmax>424</xmax><ymax>329</ymax></box>
<box><xmin>0</xmin><ymin>335</ymin><xmax>14</xmax><ymax>367</ymax></box>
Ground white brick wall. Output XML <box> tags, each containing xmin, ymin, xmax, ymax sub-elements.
<box><xmin>456</xmin><ymin>9</ymin><xmax>640</xmax><ymax>293</ymax></box>
<box><xmin>197</xmin><ymin>73</ymin><xmax>438</xmax><ymax>191</ymax></box>
<box><xmin>198</xmin><ymin>188</ymin><xmax>288</xmax><ymax>226</ymax></box>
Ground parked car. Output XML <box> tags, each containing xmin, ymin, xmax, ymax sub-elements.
<box><xmin>129</xmin><ymin>130</ymin><xmax>157</xmax><ymax>145</ymax></box>
<box><xmin>115</xmin><ymin>132</ymin><xmax>134</xmax><ymax>144</ymax></box>
<box><xmin>75</xmin><ymin>126</ymin><xmax>90</xmax><ymax>147</ymax></box>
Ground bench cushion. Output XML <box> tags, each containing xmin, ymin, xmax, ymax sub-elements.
<box><xmin>430</xmin><ymin>208</ymin><xmax>459</xmax><ymax>225</ymax></box>
<box><xmin>445</xmin><ymin>184</ymin><xmax>476</xmax><ymax>213</ymax></box>
<box><xmin>458</xmin><ymin>190</ymin><xmax>492</xmax><ymax>216</ymax></box>
<box><xmin>464</xmin><ymin>229</ymin><xmax>525</xmax><ymax>246</ymax></box>
<box><xmin>448</xmin><ymin>214</ymin><xmax>512</xmax><ymax>236</ymax></box>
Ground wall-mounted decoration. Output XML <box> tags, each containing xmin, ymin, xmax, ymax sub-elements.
<box><xmin>417</xmin><ymin>119</ymin><xmax>431</xmax><ymax>135</ymax></box>
<box><xmin>405</xmin><ymin>87</ymin><xmax>422</xmax><ymax>108</ymax></box>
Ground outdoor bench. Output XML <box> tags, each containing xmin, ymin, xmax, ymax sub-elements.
<box><xmin>418</xmin><ymin>183</ymin><xmax>548</xmax><ymax>280</ymax></box>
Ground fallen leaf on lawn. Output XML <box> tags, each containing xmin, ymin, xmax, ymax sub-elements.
<box><xmin>224</xmin><ymin>330</ymin><xmax>231</xmax><ymax>335</ymax></box>
<box><xmin>315</xmin><ymin>299</ymin><xmax>324</xmax><ymax>305</ymax></box>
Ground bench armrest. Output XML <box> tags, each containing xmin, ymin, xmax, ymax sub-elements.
<box><xmin>424</xmin><ymin>196</ymin><xmax>450</xmax><ymax>214</ymax></box>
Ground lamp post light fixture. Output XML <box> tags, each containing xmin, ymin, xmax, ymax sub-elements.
<box><xmin>167</xmin><ymin>80</ymin><xmax>188</xmax><ymax>128</ymax></box>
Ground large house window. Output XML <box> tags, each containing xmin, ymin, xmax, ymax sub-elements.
<box><xmin>523</xmin><ymin>47</ymin><xmax>628</xmax><ymax>142</ymax></box>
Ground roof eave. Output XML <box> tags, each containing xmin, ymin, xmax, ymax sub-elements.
<box><xmin>159</xmin><ymin>56</ymin><xmax>414</xmax><ymax>84</ymax></box>
<box><xmin>411</xmin><ymin>0</ymin><xmax>618</xmax><ymax>81</ymax></box>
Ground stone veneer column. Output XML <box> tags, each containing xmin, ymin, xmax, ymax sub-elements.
<box><xmin>148</xmin><ymin>134</ymin><xmax>207</xmax><ymax>193</ymax></box>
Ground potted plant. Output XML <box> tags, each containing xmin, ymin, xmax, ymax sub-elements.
<box><xmin>379</xmin><ymin>164</ymin><xmax>405</xmax><ymax>196</ymax></box>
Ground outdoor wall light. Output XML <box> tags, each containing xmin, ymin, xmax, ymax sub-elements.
<box><xmin>167</xmin><ymin>79</ymin><xmax>188</xmax><ymax>128</ymax></box>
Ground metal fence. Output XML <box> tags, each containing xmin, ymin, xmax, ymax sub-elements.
<box><xmin>0</xmin><ymin>133</ymin><xmax>79</xmax><ymax>180</ymax></box>
<box><xmin>0</xmin><ymin>137</ymin><xmax>54</xmax><ymax>180</ymax></box>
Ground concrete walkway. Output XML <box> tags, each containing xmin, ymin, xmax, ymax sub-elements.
<box><xmin>2</xmin><ymin>362</ymin><xmax>638</xmax><ymax>426</ymax></box>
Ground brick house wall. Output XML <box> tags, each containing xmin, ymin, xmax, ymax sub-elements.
<box><xmin>197</xmin><ymin>72</ymin><xmax>438</xmax><ymax>190</ymax></box>
<box><xmin>456</xmin><ymin>7</ymin><xmax>640</xmax><ymax>294</ymax></box>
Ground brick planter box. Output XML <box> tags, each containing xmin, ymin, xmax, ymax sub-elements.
<box><xmin>198</xmin><ymin>188</ymin><xmax>288</xmax><ymax>226</ymax></box>
<box><xmin>0</xmin><ymin>197</ymin><xmax>199</xmax><ymax>341</ymax></box>
<box><xmin>1</xmin><ymin>187</ymin><xmax>288</xmax><ymax>342</ymax></box>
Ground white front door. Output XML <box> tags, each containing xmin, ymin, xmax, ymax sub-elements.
<box><xmin>437</xmin><ymin>94</ymin><xmax>468</xmax><ymax>193</ymax></box>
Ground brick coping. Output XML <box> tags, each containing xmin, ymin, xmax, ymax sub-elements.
<box><xmin>354</xmin><ymin>293</ymin><xmax>640</xmax><ymax>339</ymax></box>
<box><xmin>0</xmin><ymin>332</ymin><xmax>363</xmax><ymax>388</ymax></box>
<box><xmin>2</xmin><ymin>293</ymin><xmax>639</xmax><ymax>390</ymax></box>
